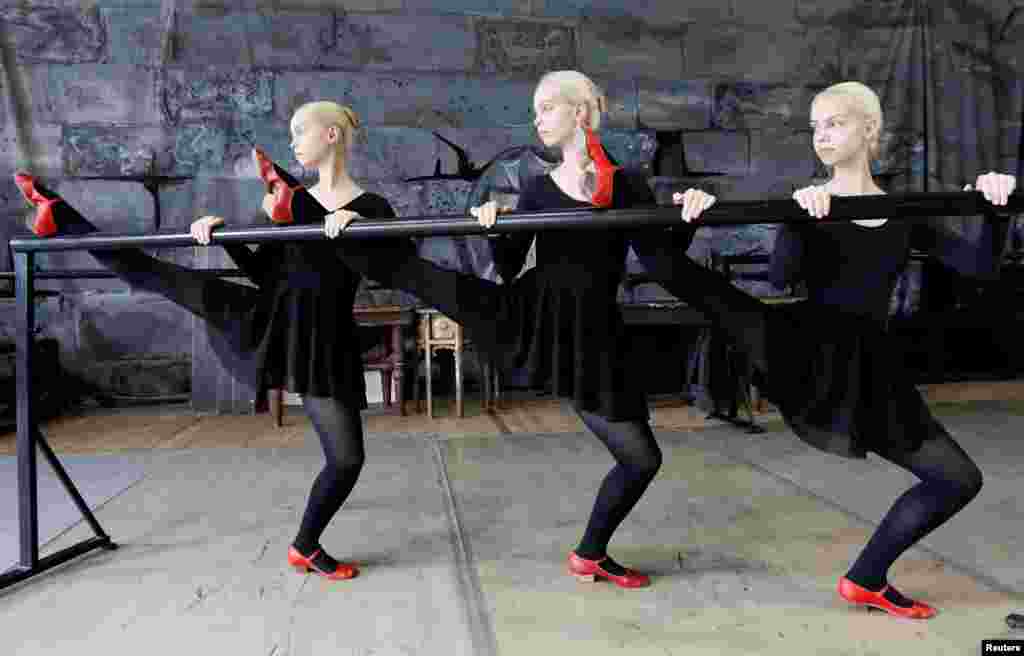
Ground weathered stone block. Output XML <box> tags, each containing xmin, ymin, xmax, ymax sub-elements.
<box><xmin>160</xmin><ymin>70</ymin><xmax>273</xmax><ymax>124</ymax></box>
<box><xmin>40</xmin><ymin>65</ymin><xmax>157</xmax><ymax>124</ymax></box>
<box><xmin>173</xmin><ymin>123</ymin><xmax>231</xmax><ymax>176</ymax></box>
<box><xmin>350</xmin><ymin>127</ymin><xmax>445</xmax><ymax>182</ymax></box>
<box><xmin>276</xmin><ymin>71</ymin><xmax>538</xmax><ymax>129</ymax></box>
<box><xmin>472</xmin><ymin>17</ymin><xmax>575</xmax><ymax>75</ymax></box>
<box><xmin>160</xmin><ymin>177</ymin><xmax>268</xmax><ymax>233</ymax></box>
<box><xmin>638</xmin><ymin>80</ymin><xmax>713</xmax><ymax>131</ymax></box>
<box><xmin>376</xmin><ymin>74</ymin><xmax>536</xmax><ymax>128</ymax></box>
<box><xmin>749</xmin><ymin>128</ymin><xmax>818</xmax><ymax>181</ymax></box>
<box><xmin>76</xmin><ymin>292</ymin><xmax>193</xmax><ymax>359</ymax></box>
<box><xmin>316</xmin><ymin>12</ymin><xmax>477</xmax><ymax>72</ymax></box>
<box><xmin>578</xmin><ymin>17</ymin><xmax>685</xmax><ymax>79</ymax></box>
<box><xmin>244</xmin><ymin>0</ymin><xmax>402</xmax><ymax>10</ymax></box>
<box><xmin>1</xmin><ymin>3</ymin><xmax>106</xmax><ymax>64</ymax></box>
<box><xmin>101</xmin><ymin>4</ymin><xmax>165</xmax><ymax>66</ymax></box>
<box><xmin>273</xmin><ymin>71</ymin><xmax>363</xmax><ymax>124</ymax></box>
<box><xmin>681</xmin><ymin>131</ymin><xmax>750</xmax><ymax>176</ymax></box>
<box><xmin>599</xmin><ymin>129</ymin><xmax>658</xmax><ymax>172</ymax></box>
<box><xmin>53</xmin><ymin>179</ymin><xmax>154</xmax><ymax>233</ymax></box>
<box><xmin>249</xmin><ymin>10</ymin><xmax>336</xmax><ymax>69</ymax></box>
<box><xmin>84</xmin><ymin>357</ymin><xmax>191</xmax><ymax>398</ymax></box>
<box><xmin>63</xmin><ymin>125</ymin><xmax>176</xmax><ymax>178</ymax></box>
<box><xmin>167</xmin><ymin>9</ymin><xmax>260</xmax><ymax>67</ymax></box>
<box><xmin>684</xmin><ymin>23</ymin><xmax>837</xmax><ymax>82</ymax></box>
<box><xmin>533</xmin><ymin>0</ymin><xmax>726</xmax><ymax>24</ymax></box>
<box><xmin>713</xmin><ymin>82</ymin><xmax>815</xmax><ymax>130</ymax></box>
<box><xmin>593</xmin><ymin>77</ymin><xmax>639</xmax><ymax>130</ymax></box>
<box><xmin>2</xmin><ymin>121</ymin><xmax>64</xmax><ymax>177</ymax></box>
<box><xmin>405</xmin><ymin>0</ymin><xmax>530</xmax><ymax>15</ymax></box>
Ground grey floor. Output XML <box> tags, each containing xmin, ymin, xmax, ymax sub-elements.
<box><xmin>1</xmin><ymin>402</ymin><xmax>1023</xmax><ymax>655</ymax></box>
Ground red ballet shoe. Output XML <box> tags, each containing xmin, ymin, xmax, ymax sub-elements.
<box><xmin>583</xmin><ymin>127</ymin><xmax>618</xmax><ymax>208</ymax></box>
<box><xmin>287</xmin><ymin>545</ymin><xmax>358</xmax><ymax>581</ymax></box>
<box><xmin>838</xmin><ymin>576</ymin><xmax>936</xmax><ymax>619</ymax></box>
<box><xmin>252</xmin><ymin>147</ymin><xmax>304</xmax><ymax>225</ymax></box>
<box><xmin>567</xmin><ymin>551</ymin><xmax>650</xmax><ymax>588</ymax></box>
<box><xmin>14</xmin><ymin>172</ymin><xmax>60</xmax><ymax>237</ymax></box>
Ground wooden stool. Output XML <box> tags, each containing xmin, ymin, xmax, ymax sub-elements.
<box><xmin>414</xmin><ymin>308</ymin><xmax>464</xmax><ymax>418</ymax></box>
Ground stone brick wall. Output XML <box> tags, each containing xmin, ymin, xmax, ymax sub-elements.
<box><xmin>0</xmin><ymin>0</ymin><xmax>1019</xmax><ymax>400</ymax></box>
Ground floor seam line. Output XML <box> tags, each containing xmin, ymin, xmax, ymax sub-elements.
<box><xmin>427</xmin><ymin>432</ymin><xmax>498</xmax><ymax>656</ymax></box>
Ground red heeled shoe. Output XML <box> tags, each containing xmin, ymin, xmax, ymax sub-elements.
<box><xmin>14</xmin><ymin>172</ymin><xmax>60</xmax><ymax>237</ymax></box>
<box><xmin>837</xmin><ymin>576</ymin><xmax>936</xmax><ymax>619</ymax></box>
<box><xmin>287</xmin><ymin>545</ymin><xmax>358</xmax><ymax>581</ymax></box>
<box><xmin>583</xmin><ymin>127</ymin><xmax>618</xmax><ymax>208</ymax></box>
<box><xmin>567</xmin><ymin>551</ymin><xmax>650</xmax><ymax>588</ymax></box>
<box><xmin>252</xmin><ymin>148</ymin><xmax>304</xmax><ymax>224</ymax></box>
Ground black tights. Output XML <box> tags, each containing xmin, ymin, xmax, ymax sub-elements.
<box><xmin>573</xmin><ymin>409</ymin><xmax>662</xmax><ymax>563</ymax></box>
<box><xmin>846</xmin><ymin>427</ymin><xmax>982</xmax><ymax>599</ymax></box>
<box><xmin>58</xmin><ymin>211</ymin><xmax>367</xmax><ymax>562</ymax></box>
<box><xmin>292</xmin><ymin>395</ymin><xmax>366</xmax><ymax>555</ymax></box>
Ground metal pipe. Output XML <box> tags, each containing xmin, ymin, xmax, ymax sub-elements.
<box><xmin>14</xmin><ymin>251</ymin><xmax>38</xmax><ymax>569</ymax></box>
<box><xmin>0</xmin><ymin>269</ymin><xmax>248</xmax><ymax>280</ymax></box>
<box><xmin>8</xmin><ymin>191</ymin><xmax>1022</xmax><ymax>254</ymax></box>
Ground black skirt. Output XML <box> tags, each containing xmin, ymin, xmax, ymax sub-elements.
<box><xmin>761</xmin><ymin>300</ymin><xmax>942</xmax><ymax>458</ymax></box>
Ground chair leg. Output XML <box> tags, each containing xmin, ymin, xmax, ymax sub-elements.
<box><xmin>381</xmin><ymin>370</ymin><xmax>392</xmax><ymax>408</ymax></box>
<box><xmin>426</xmin><ymin>347</ymin><xmax>433</xmax><ymax>419</ymax></box>
<box><xmin>493</xmin><ymin>366</ymin><xmax>501</xmax><ymax>411</ymax></box>
<box><xmin>454</xmin><ymin>348</ymin><xmax>464</xmax><ymax>418</ymax></box>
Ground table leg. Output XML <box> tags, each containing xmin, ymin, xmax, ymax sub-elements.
<box><xmin>270</xmin><ymin>389</ymin><xmax>283</xmax><ymax>427</ymax></box>
<box><xmin>426</xmin><ymin>345</ymin><xmax>433</xmax><ymax>419</ymax></box>
<box><xmin>454</xmin><ymin>347</ymin><xmax>464</xmax><ymax>418</ymax></box>
<box><xmin>392</xmin><ymin>324</ymin><xmax>405</xmax><ymax>416</ymax></box>
<box><xmin>482</xmin><ymin>359</ymin><xmax>492</xmax><ymax>412</ymax></box>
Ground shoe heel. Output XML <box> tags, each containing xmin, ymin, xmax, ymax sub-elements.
<box><xmin>572</xmin><ymin>572</ymin><xmax>596</xmax><ymax>583</ymax></box>
<box><xmin>291</xmin><ymin>564</ymin><xmax>309</xmax><ymax>574</ymax></box>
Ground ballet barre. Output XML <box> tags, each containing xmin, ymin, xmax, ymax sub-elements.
<box><xmin>8</xmin><ymin>191</ymin><xmax>1023</xmax><ymax>255</ymax></box>
<box><xmin>3</xmin><ymin>189</ymin><xmax>1021</xmax><ymax>592</ymax></box>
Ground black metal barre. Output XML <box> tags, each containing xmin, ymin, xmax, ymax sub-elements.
<box><xmin>0</xmin><ymin>269</ymin><xmax>248</xmax><ymax>280</ymax></box>
<box><xmin>8</xmin><ymin>191</ymin><xmax>1022</xmax><ymax>254</ymax></box>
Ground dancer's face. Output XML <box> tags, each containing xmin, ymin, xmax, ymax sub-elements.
<box><xmin>809</xmin><ymin>96</ymin><xmax>872</xmax><ymax>168</ymax></box>
<box><xmin>289</xmin><ymin>111</ymin><xmax>341</xmax><ymax>168</ymax></box>
<box><xmin>532</xmin><ymin>83</ymin><xmax>581</xmax><ymax>149</ymax></box>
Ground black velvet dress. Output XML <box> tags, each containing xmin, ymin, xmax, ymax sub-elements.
<box><xmin>763</xmin><ymin>219</ymin><xmax>947</xmax><ymax>458</ymax></box>
<box><xmin>222</xmin><ymin>192</ymin><xmax>397</xmax><ymax>408</ymax></box>
<box><xmin>634</xmin><ymin>215</ymin><xmax>946</xmax><ymax>459</ymax></box>
<box><xmin>336</xmin><ymin>168</ymin><xmax>678</xmax><ymax>422</ymax></box>
<box><xmin>486</xmin><ymin>170</ymin><xmax>663</xmax><ymax>421</ymax></box>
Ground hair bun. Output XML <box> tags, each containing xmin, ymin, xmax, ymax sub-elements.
<box><xmin>343</xmin><ymin>107</ymin><xmax>360</xmax><ymax>130</ymax></box>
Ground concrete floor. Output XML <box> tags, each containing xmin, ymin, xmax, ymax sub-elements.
<box><xmin>1</xmin><ymin>400</ymin><xmax>1023</xmax><ymax>655</ymax></box>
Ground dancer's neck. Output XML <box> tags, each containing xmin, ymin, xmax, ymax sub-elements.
<box><xmin>826</xmin><ymin>160</ymin><xmax>884</xmax><ymax>196</ymax></box>
<box><xmin>315</xmin><ymin>157</ymin><xmax>363</xmax><ymax>208</ymax></box>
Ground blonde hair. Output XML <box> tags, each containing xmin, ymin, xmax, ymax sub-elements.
<box><xmin>812</xmin><ymin>81</ymin><xmax>883</xmax><ymax>159</ymax></box>
<box><xmin>292</xmin><ymin>101</ymin><xmax>360</xmax><ymax>151</ymax></box>
<box><xmin>536</xmin><ymin>70</ymin><xmax>607</xmax><ymax>131</ymax></box>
